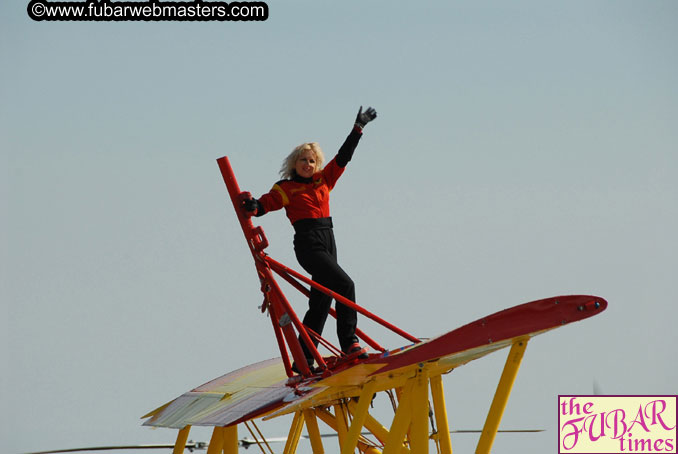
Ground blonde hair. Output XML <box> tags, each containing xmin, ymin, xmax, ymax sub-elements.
<box><xmin>279</xmin><ymin>142</ymin><xmax>325</xmax><ymax>179</ymax></box>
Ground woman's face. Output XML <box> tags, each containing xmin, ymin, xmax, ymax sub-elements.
<box><xmin>295</xmin><ymin>149</ymin><xmax>317</xmax><ymax>179</ymax></box>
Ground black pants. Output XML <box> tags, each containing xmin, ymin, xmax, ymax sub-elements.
<box><xmin>293</xmin><ymin>221</ymin><xmax>358</xmax><ymax>362</ymax></box>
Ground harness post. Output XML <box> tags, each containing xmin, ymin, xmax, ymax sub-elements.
<box><xmin>217</xmin><ymin>156</ymin><xmax>316</xmax><ymax>377</ymax></box>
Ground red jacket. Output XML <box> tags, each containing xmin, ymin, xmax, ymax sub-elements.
<box><xmin>258</xmin><ymin>157</ymin><xmax>345</xmax><ymax>225</ymax></box>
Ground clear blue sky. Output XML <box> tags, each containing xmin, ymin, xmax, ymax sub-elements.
<box><xmin>2</xmin><ymin>1</ymin><xmax>677</xmax><ymax>453</ymax></box>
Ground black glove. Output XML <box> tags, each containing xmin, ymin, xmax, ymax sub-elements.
<box><xmin>355</xmin><ymin>106</ymin><xmax>377</xmax><ymax>129</ymax></box>
<box><xmin>242</xmin><ymin>197</ymin><xmax>262</xmax><ymax>216</ymax></box>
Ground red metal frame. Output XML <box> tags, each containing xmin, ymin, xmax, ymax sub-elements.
<box><xmin>264</xmin><ymin>256</ymin><xmax>419</xmax><ymax>345</ymax></box>
<box><xmin>217</xmin><ymin>156</ymin><xmax>419</xmax><ymax>377</ymax></box>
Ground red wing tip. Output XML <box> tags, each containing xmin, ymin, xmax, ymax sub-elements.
<box><xmin>577</xmin><ymin>299</ymin><xmax>604</xmax><ymax>312</ymax></box>
<box><xmin>580</xmin><ymin>295</ymin><xmax>608</xmax><ymax>312</ymax></box>
<box><xmin>551</xmin><ymin>295</ymin><xmax>608</xmax><ymax>313</ymax></box>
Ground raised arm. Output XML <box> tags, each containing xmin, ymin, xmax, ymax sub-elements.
<box><xmin>335</xmin><ymin>106</ymin><xmax>377</xmax><ymax>168</ymax></box>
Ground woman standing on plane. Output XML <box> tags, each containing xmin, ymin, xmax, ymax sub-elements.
<box><xmin>244</xmin><ymin>106</ymin><xmax>377</xmax><ymax>372</ymax></box>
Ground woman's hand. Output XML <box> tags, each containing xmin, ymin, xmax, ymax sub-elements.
<box><xmin>355</xmin><ymin>106</ymin><xmax>377</xmax><ymax>129</ymax></box>
<box><xmin>241</xmin><ymin>192</ymin><xmax>262</xmax><ymax>217</ymax></box>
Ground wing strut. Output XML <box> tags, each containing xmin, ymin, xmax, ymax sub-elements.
<box><xmin>476</xmin><ymin>339</ymin><xmax>528</xmax><ymax>454</ymax></box>
<box><xmin>173</xmin><ymin>426</ymin><xmax>190</xmax><ymax>454</ymax></box>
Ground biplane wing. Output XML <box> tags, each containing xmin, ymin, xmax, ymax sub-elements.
<box><xmin>142</xmin><ymin>357</ymin><xmax>289</xmax><ymax>429</ymax></box>
<box><xmin>372</xmin><ymin>293</ymin><xmax>605</xmax><ymax>376</ymax></box>
<box><xmin>264</xmin><ymin>294</ymin><xmax>606</xmax><ymax>418</ymax></box>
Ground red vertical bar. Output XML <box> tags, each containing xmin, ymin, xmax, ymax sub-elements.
<box><xmin>264</xmin><ymin>293</ymin><xmax>292</xmax><ymax>376</ymax></box>
<box><xmin>265</xmin><ymin>271</ymin><xmax>327</xmax><ymax>370</ymax></box>
<box><xmin>217</xmin><ymin>156</ymin><xmax>325</xmax><ymax>376</ymax></box>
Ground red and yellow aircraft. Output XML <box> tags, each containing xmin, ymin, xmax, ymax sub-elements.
<box><xmin>141</xmin><ymin>156</ymin><xmax>608</xmax><ymax>454</ymax></box>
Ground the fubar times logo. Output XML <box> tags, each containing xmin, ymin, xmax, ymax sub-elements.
<box><xmin>559</xmin><ymin>396</ymin><xmax>677</xmax><ymax>453</ymax></box>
